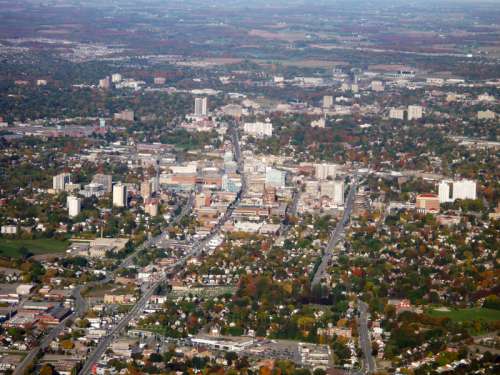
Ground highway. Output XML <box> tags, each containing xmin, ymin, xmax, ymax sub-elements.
<box><xmin>311</xmin><ymin>176</ymin><xmax>358</xmax><ymax>286</ymax></box>
<box><xmin>358</xmin><ymin>301</ymin><xmax>376</xmax><ymax>374</ymax></box>
<box><xmin>78</xmin><ymin>123</ymin><xmax>245</xmax><ymax>374</ymax></box>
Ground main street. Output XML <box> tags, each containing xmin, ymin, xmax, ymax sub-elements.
<box><xmin>78</xmin><ymin>123</ymin><xmax>245</xmax><ymax>374</ymax></box>
<box><xmin>358</xmin><ymin>301</ymin><xmax>376</xmax><ymax>374</ymax></box>
<box><xmin>311</xmin><ymin>176</ymin><xmax>358</xmax><ymax>286</ymax></box>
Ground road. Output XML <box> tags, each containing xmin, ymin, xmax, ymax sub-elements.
<box><xmin>78</xmin><ymin>122</ymin><xmax>245</xmax><ymax>374</ymax></box>
<box><xmin>311</xmin><ymin>177</ymin><xmax>358</xmax><ymax>286</ymax></box>
<box><xmin>13</xmin><ymin>286</ymin><xmax>86</xmax><ymax>375</ymax></box>
<box><xmin>358</xmin><ymin>301</ymin><xmax>376</xmax><ymax>374</ymax></box>
<box><xmin>13</xmin><ymin>194</ymin><xmax>194</xmax><ymax>375</ymax></box>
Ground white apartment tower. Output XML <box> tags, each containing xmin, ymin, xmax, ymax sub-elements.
<box><xmin>323</xmin><ymin>95</ymin><xmax>334</xmax><ymax>108</ymax></box>
<box><xmin>408</xmin><ymin>105</ymin><xmax>423</xmax><ymax>120</ymax></box>
<box><xmin>453</xmin><ymin>179</ymin><xmax>476</xmax><ymax>201</ymax></box>
<box><xmin>389</xmin><ymin>108</ymin><xmax>405</xmax><ymax>120</ymax></box>
<box><xmin>53</xmin><ymin>173</ymin><xmax>71</xmax><ymax>191</ymax></box>
<box><xmin>113</xmin><ymin>183</ymin><xmax>127</xmax><ymax>208</ymax></box>
<box><xmin>314</xmin><ymin>163</ymin><xmax>337</xmax><ymax>180</ymax></box>
<box><xmin>438</xmin><ymin>179</ymin><xmax>477</xmax><ymax>203</ymax></box>
<box><xmin>67</xmin><ymin>196</ymin><xmax>81</xmax><ymax>218</ymax></box>
<box><xmin>438</xmin><ymin>180</ymin><xmax>453</xmax><ymax>203</ymax></box>
<box><xmin>194</xmin><ymin>97</ymin><xmax>208</xmax><ymax>117</ymax></box>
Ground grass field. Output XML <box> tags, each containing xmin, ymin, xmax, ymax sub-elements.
<box><xmin>428</xmin><ymin>307</ymin><xmax>500</xmax><ymax>322</ymax></box>
<box><xmin>0</xmin><ymin>239</ymin><xmax>68</xmax><ymax>258</ymax></box>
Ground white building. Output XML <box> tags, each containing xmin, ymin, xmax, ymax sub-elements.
<box><xmin>477</xmin><ymin>110</ymin><xmax>496</xmax><ymax>120</ymax></box>
<box><xmin>407</xmin><ymin>105</ymin><xmax>423</xmax><ymax>120</ymax></box>
<box><xmin>53</xmin><ymin>173</ymin><xmax>71</xmax><ymax>191</ymax></box>
<box><xmin>1</xmin><ymin>225</ymin><xmax>17</xmax><ymax>235</ymax></box>
<box><xmin>111</xmin><ymin>73</ymin><xmax>122</xmax><ymax>83</ymax></box>
<box><xmin>311</xmin><ymin>117</ymin><xmax>326</xmax><ymax>128</ymax></box>
<box><xmin>67</xmin><ymin>196</ymin><xmax>82</xmax><ymax>218</ymax></box>
<box><xmin>453</xmin><ymin>179</ymin><xmax>477</xmax><ymax>201</ymax></box>
<box><xmin>371</xmin><ymin>81</ymin><xmax>384</xmax><ymax>92</ymax></box>
<box><xmin>389</xmin><ymin>108</ymin><xmax>405</xmax><ymax>120</ymax></box>
<box><xmin>438</xmin><ymin>180</ymin><xmax>453</xmax><ymax>203</ymax></box>
<box><xmin>333</xmin><ymin>180</ymin><xmax>344</xmax><ymax>205</ymax></box>
<box><xmin>265</xmin><ymin>167</ymin><xmax>286</xmax><ymax>188</ymax></box>
<box><xmin>243</xmin><ymin>121</ymin><xmax>273</xmax><ymax>138</ymax></box>
<box><xmin>92</xmin><ymin>174</ymin><xmax>113</xmax><ymax>193</ymax></box>
<box><xmin>113</xmin><ymin>184</ymin><xmax>128</xmax><ymax>208</ymax></box>
<box><xmin>438</xmin><ymin>179</ymin><xmax>477</xmax><ymax>203</ymax></box>
<box><xmin>314</xmin><ymin>163</ymin><xmax>337</xmax><ymax>180</ymax></box>
<box><xmin>194</xmin><ymin>97</ymin><xmax>208</xmax><ymax>117</ymax></box>
<box><xmin>323</xmin><ymin>95</ymin><xmax>333</xmax><ymax>108</ymax></box>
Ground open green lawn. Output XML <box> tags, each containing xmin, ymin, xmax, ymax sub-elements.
<box><xmin>428</xmin><ymin>307</ymin><xmax>500</xmax><ymax>322</ymax></box>
<box><xmin>0</xmin><ymin>239</ymin><xmax>68</xmax><ymax>258</ymax></box>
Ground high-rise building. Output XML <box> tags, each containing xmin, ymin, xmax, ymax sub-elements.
<box><xmin>438</xmin><ymin>180</ymin><xmax>453</xmax><ymax>203</ymax></box>
<box><xmin>98</xmin><ymin>77</ymin><xmax>110</xmax><ymax>89</ymax></box>
<box><xmin>243</xmin><ymin>121</ymin><xmax>273</xmax><ymax>138</ymax></box>
<box><xmin>141</xmin><ymin>180</ymin><xmax>152</xmax><ymax>199</ymax></box>
<box><xmin>194</xmin><ymin>97</ymin><xmax>208</xmax><ymax>117</ymax></box>
<box><xmin>371</xmin><ymin>81</ymin><xmax>384</xmax><ymax>92</ymax></box>
<box><xmin>53</xmin><ymin>173</ymin><xmax>71</xmax><ymax>191</ymax></box>
<box><xmin>407</xmin><ymin>105</ymin><xmax>423</xmax><ymax>120</ymax></box>
<box><xmin>333</xmin><ymin>180</ymin><xmax>344</xmax><ymax>205</ymax></box>
<box><xmin>452</xmin><ymin>180</ymin><xmax>476</xmax><ymax>201</ymax></box>
<box><xmin>111</xmin><ymin>73</ymin><xmax>122</xmax><ymax>83</ymax></box>
<box><xmin>314</xmin><ymin>163</ymin><xmax>337</xmax><ymax>180</ymax></box>
<box><xmin>99</xmin><ymin>118</ymin><xmax>106</xmax><ymax>128</ymax></box>
<box><xmin>113</xmin><ymin>184</ymin><xmax>127</xmax><ymax>208</ymax></box>
<box><xmin>144</xmin><ymin>198</ymin><xmax>159</xmax><ymax>217</ymax></box>
<box><xmin>323</xmin><ymin>95</ymin><xmax>334</xmax><ymax>108</ymax></box>
<box><xmin>265</xmin><ymin>167</ymin><xmax>286</xmax><ymax>188</ymax></box>
<box><xmin>320</xmin><ymin>180</ymin><xmax>344</xmax><ymax>205</ymax></box>
<box><xmin>389</xmin><ymin>108</ymin><xmax>405</xmax><ymax>120</ymax></box>
<box><xmin>67</xmin><ymin>196</ymin><xmax>81</xmax><ymax>218</ymax></box>
<box><xmin>92</xmin><ymin>174</ymin><xmax>113</xmax><ymax>193</ymax></box>
<box><xmin>438</xmin><ymin>179</ymin><xmax>476</xmax><ymax>203</ymax></box>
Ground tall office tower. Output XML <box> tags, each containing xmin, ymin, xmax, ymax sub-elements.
<box><xmin>452</xmin><ymin>180</ymin><xmax>477</xmax><ymax>201</ymax></box>
<box><xmin>113</xmin><ymin>184</ymin><xmax>127</xmax><ymax>208</ymax></box>
<box><xmin>333</xmin><ymin>180</ymin><xmax>345</xmax><ymax>205</ymax></box>
<box><xmin>53</xmin><ymin>173</ymin><xmax>71</xmax><ymax>191</ymax></box>
<box><xmin>194</xmin><ymin>97</ymin><xmax>208</xmax><ymax>116</ymax></box>
<box><xmin>67</xmin><ymin>196</ymin><xmax>81</xmax><ymax>218</ymax></box>
<box><xmin>92</xmin><ymin>174</ymin><xmax>113</xmax><ymax>193</ymax></box>
<box><xmin>98</xmin><ymin>76</ymin><xmax>110</xmax><ymax>89</ymax></box>
<box><xmin>141</xmin><ymin>180</ymin><xmax>152</xmax><ymax>199</ymax></box>
<box><xmin>314</xmin><ymin>163</ymin><xmax>337</xmax><ymax>180</ymax></box>
<box><xmin>111</xmin><ymin>73</ymin><xmax>122</xmax><ymax>83</ymax></box>
<box><xmin>407</xmin><ymin>105</ymin><xmax>423</xmax><ymax>120</ymax></box>
<box><xmin>265</xmin><ymin>167</ymin><xmax>286</xmax><ymax>189</ymax></box>
<box><xmin>323</xmin><ymin>95</ymin><xmax>334</xmax><ymax>108</ymax></box>
<box><xmin>438</xmin><ymin>180</ymin><xmax>453</xmax><ymax>203</ymax></box>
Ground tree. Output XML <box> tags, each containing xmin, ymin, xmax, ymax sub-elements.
<box><xmin>40</xmin><ymin>364</ymin><xmax>55</xmax><ymax>375</ymax></box>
